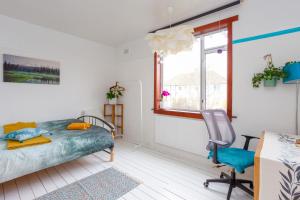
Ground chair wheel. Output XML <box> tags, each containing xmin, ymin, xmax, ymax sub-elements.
<box><xmin>204</xmin><ymin>182</ymin><xmax>209</xmax><ymax>188</ymax></box>
<box><xmin>250</xmin><ymin>183</ymin><xmax>253</xmax><ymax>189</ymax></box>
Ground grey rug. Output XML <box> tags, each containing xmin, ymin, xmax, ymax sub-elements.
<box><xmin>36</xmin><ymin>168</ymin><xmax>140</xmax><ymax>200</ymax></box>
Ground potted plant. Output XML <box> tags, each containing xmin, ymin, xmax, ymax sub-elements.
<box><xmin>160</xmin><ymin>90</ymin><xmax>170</xmax><ymax>108</ymax></box>
<box><xmin>252</xmin><ymin>54</ymin><xmax>287</xmax><ymax>88</ymax></box>
<box><xmin>106</xmin><ymin>91</ymin><xmax>117</xmax><ymax>104</ymax></box>
<box><xmin>106</xmin><ymin>83</ymin><xmax>125</xmax><ymax>104</ymax></box>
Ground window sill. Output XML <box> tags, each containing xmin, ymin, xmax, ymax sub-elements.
<box><xmin>153</xmin><ymin>108</ymin><xmax>203</xmax><ymax>119</ymax></box>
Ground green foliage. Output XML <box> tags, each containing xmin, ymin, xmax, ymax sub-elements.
<box><xmin>106</xmin><ymin>82</ymin><xmax>125</xmax><ymax>100</ymax></box>
<box><xmin>252</xmin><ymin>63</ymin><xmax>287</xmax><ymax>88</ymax></box>
<box><xmin>110</xmin><ymin>87</ymin><xmax>123</xmax><ymax>98</ymax></box>
<box><xmin>106</xmin><ymin>91</ymin><xmax>116</xmax><ymax>100</ymax></box>
<box><xmin>4</xmin><ymin>71</ymin><xmax>59</xmax><ymax>84</ymax></box>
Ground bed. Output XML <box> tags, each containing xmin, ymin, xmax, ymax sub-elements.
<box><xmin>0</xmin><ymin>115</ymin><xmax>115</xmax><ymax>183</ymax></box>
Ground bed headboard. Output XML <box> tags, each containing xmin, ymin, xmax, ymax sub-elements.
<box><xmin>77</xmin><ymin>115</ymin><xmax>115</xmax><ymax>136</ymax></box>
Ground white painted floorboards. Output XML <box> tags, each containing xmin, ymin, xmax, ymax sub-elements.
<box><xmin>0</xmin><ymin>140</ymin><xmax>252</xmax><ymax>200</ymax></box>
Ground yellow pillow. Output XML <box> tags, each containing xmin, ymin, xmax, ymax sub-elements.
<box><xmin>4</xmin><ymin>122</ymin><xmax>37</xmax><ymax>134</ymax></box>
<box><xmin>7</xmin><ymin>135</ymin><xmax>51</xmax><ymax>150</ymax></box>
<box><xmin>67</xmin><ymin>123</ymin><xmax>91</xmax><ymax>130</ymax></box>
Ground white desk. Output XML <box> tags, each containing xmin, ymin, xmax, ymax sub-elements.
<box><xmin>254</xmin><ymin>131</ymin><xmax>300</xmax><ymax>200</ymax></box>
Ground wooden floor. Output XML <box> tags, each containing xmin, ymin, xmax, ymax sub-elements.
<box><xmin>0</xmin><ymin>140</ymin><xmax>252</xmax><ymax>200</ymax></box>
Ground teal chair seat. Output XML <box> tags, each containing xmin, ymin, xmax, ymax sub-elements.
<box><xmin>208</xmin><ymin>148</ymin><xmax>255</xmax><ymax>173</ymax></box>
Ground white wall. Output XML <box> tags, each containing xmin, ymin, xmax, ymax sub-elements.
<box><xmin>0</xmin><ymin>15</ymin><xmax>116</xmax><ymax>124</ymax></box>
<box><xmin>118</xmin><ymin>80</ymin><xmax>143</xmax><ymax>145</ymax></box>
<box><xmin>116</xmin><ymin>0</ymin><xmax>300</xmax><ymax>160</ymax></box>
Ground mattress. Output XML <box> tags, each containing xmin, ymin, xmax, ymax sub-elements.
<box><xmin>0</xmin><ymin>119</ymin><xmax>114</xmax><ymax>183</ymax></box>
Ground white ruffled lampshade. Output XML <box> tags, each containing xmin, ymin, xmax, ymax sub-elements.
<box><xmin>146</xmin><ymin>25</ymin><xmax>195</xmax><ymax>55</ymax></box>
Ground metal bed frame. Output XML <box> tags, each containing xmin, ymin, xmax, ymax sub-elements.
<box><xmin>77</xmin><ymin>115</ymin><xmax>115</xmax><ymax>161</ymax></box>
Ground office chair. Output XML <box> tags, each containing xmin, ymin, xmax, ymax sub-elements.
<box><xmin>201</xmin><ymin>109</ymin><xmax>259</xmax><ymax>200</ymax></box>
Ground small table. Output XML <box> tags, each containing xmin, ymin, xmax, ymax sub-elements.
<box><xmin>254</xmin><ymin>131</ymin><xmax>300</xmax><ymax>200</ymax></box>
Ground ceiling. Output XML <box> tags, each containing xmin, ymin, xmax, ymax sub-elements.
<box><xmin>0</xmin><ymin>0</ymin><xmax>234</xmax><ymax>46</ymax></box>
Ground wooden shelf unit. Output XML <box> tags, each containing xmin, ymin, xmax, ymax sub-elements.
<box><xmin>104</xmin><ymin>104</ymin><xmax>124</xmax><ymax>137</ymax></box>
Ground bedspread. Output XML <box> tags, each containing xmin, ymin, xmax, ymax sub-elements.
<box><xmin>0</xmin><ymin>119</ymin><xmax>114</xmax><ymax>183</ymax></box>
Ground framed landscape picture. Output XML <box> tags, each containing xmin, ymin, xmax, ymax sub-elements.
<box><xmin>3</xmin><ymin>54</ymin><xmax>60</xmax><ymax>85</ymax></box>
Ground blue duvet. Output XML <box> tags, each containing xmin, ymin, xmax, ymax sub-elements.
<box><xmin>0</xmin><ymin>119</ymin><xmax>114</xmax><ymax>183</ymax></box>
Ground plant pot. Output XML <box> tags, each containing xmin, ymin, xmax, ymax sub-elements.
<box><xmin>264</xmin><ymin>78</ymin><xmax>277</xmax><ymax>87</ymax></box>
<box><xmin>160</xmin><ymin>101</ymin><xmax>164</xmax><ymax>108</ymax></box>
<box><xmin>108</xmin><ymin>98</ymin><xmax>117</xmax><ymax>104</ymax></box>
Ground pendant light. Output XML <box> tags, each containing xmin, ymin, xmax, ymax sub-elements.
<box><xmin>146</xmin><ymin>6</ymin><xmax>195</xmax><ymax>55</ymax></box>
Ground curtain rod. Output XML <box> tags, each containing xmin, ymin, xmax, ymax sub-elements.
<box><xmin>149</xmin><ymin>0</ymin><xmax>241</xmax><ymax>33</ymax></box>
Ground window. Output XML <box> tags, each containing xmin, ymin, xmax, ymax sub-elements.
<box><xmin>154</xmin><ymin>16</ymin><xmax>238</xmax><ymax>119</ymax></box>
<box><xmin>162</xmin><ymin>38</ymin><xmax>201</xmax><ymax>112</ymax></box>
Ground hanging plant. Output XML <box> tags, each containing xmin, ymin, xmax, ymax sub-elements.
<box><xmin>252</xmin><ymin>54</ymin><xmax>287</xmax><ymax>88</ymax></box>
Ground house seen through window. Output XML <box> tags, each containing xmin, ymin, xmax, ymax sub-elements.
<box><xmin>161</xmin><ymin>29</ymin><xmax>228</xmax><ymax>112</ymax></box>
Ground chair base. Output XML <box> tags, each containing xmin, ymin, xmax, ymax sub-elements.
<box><xmin>203</xmin><ymin>169</ymin><xmax>253</xmax><ymax>200</ymax></box>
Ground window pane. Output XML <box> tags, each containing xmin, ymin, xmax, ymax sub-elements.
<box><xmin>204</xmin><ymin>30</ymin><xmax>227</xmax><ymax>49</ymax></box>
<box><xmin>205</xmin><ymin>50</ymin><xmax>227</xmax><ymax>110</ymax></box>
<box><xmin>162</xmin><ymin>38</ymin><xmax>201</xmax><ymax>111</ymax></box>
